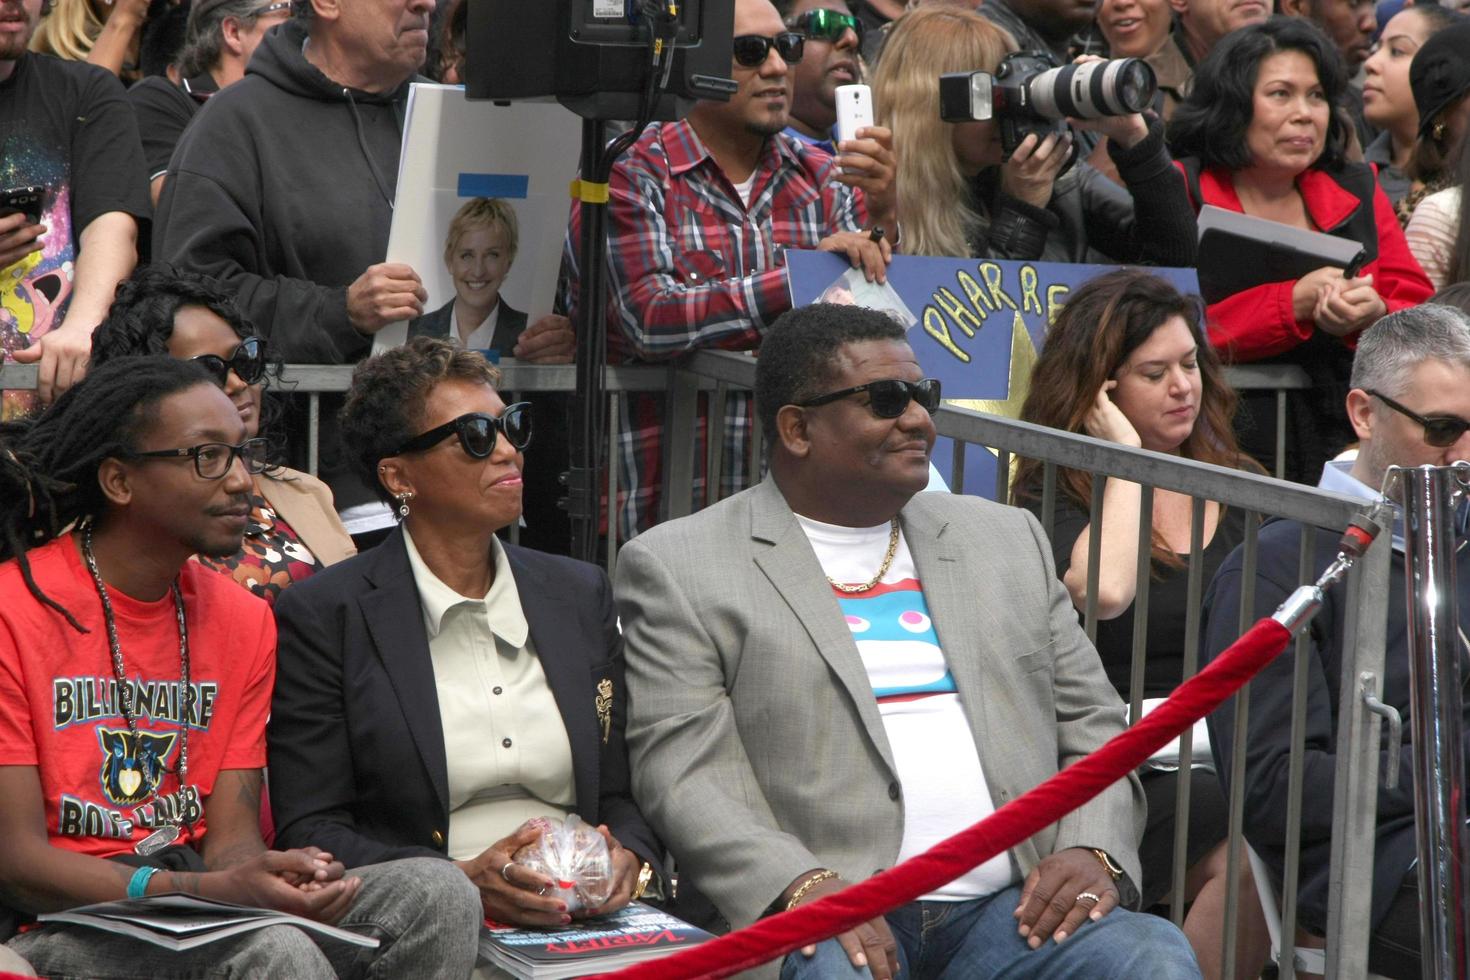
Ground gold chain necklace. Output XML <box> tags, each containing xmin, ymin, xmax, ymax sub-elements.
<box><xmin>829</xmin><ymin>519</ymin><xmax>901</xmax><ymax>594</ymax></box>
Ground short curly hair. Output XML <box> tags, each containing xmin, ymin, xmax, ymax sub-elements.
<box><xmin>1168</xmin><ymin>16</ymin><xmax>1352</xmax><ymax>173</ymax></box>
<box><xmin>755</xmin><ymin>303</ymin><xmax>908</xmax><ymax>437</ymax></box>
<box><xmin>341</xmin><ymin>337</ymin><xmax>502</xmax><ymax>504</ymax></box>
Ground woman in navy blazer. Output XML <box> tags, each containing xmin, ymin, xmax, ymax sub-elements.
<box><xmin>267</xmin><ymin>338</ymin><xmax>660</xmax><ymax>927</ymax></box>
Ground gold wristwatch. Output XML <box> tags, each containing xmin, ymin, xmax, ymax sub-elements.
<box><xmin>631</xmin><ymin>862</ymin><xmax>654</xmax><ymax>901</ymax></box>
<box><xmin>1090</xmin><ymin>848</ymin><xmax>1124</xmax><ymax>880</ymax></box>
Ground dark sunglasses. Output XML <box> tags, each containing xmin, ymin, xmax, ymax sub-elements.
<box><xmin>732</xmin><ymin>32</ymin><xmax>804</xmax><ymax>68</ymax></box>
<box><xmin>797</xmin><ymin>378</ymin><xmax>942</xmax><ymax>418</ymax></box>
<box><xmin>787</xmin><ymin>8</ymin><xmax>864</xmax><ymax>44</ymax></box>
<box><xmin>392</xmin><ymin>404</ymin><xmax>533</xmax><ymax>459</ymax></box>
<box><xmin>193</xmin><ymin>337</ymin><xmax>267</xmax><ymax>387</ymax></box>
<box><xmin>1367</xmin><ymin>389</ymin><xmax>1470</xmax><ymax>448</ymax></box>
<box><xmin>127</xmin><ymin>437</ymin><xmax>271</xmax><ymax>480</ymax></box>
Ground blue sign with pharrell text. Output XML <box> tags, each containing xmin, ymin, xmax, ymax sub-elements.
<box><xmin>785</xmin><ymin>250</ymin><xmax>1200</xmax><ymax>497</ymax></box>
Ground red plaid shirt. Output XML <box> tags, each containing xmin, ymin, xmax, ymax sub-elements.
<box><xmin>563</xmin><ymin>120</ymin><xmax>866</xmax><ymax>538</ymax></box>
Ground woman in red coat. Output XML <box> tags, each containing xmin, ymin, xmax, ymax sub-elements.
<box><xmin>1169</xmin><ymin>16</ymin><xmax>1432</xmax><ymax>481</ymax></box>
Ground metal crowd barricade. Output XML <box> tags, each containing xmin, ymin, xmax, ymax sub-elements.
<box><xmin>1</xmin><ymin>352</ymin><xmax>1381</xmax><ymax>977</ymax></box>
<box><xmin>673</xmin><ymin>350</ymin><xmax>1389</xmax><ymax>979</ymax></box>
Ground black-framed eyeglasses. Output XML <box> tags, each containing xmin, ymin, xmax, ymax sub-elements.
<box><xmin>787</xmin><ymin>8</ymin><xmax>864</xmax><ymax>44</ymax></box>
<box><xmin>732</xmin><ymin>32</ymin><xmax>804</xmax><ymax>68</ymax></box>
<box><xmin>392</xmin><ymin>404</ymin><xmax>533</xmax><ymax>459</ymax></box>
<box><xmin>796</xmin><ymin>378</ymin><xmax>942</xmax><ymax>418</ymax></box>
<box><xmin>192</xmin><ymin>337</ymin><xmax>267</xmax><ymax>388</ymax></box>
<box><xmin>126</xmin><ymin>437</ymin><xmax>271</xmax><ymax>479</ymax></box>
<box><xmin>1367</xmin><ymin>389</ymin><xmax>1470</xmax><ymax>448</ymax></box>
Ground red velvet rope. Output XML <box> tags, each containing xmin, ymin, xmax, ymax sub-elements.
<box><xmin>594</xmin><ymin>617</ymin><xmax>1292</xmax><ymax>980</ymax></box>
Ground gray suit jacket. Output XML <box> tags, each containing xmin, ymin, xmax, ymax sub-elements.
<box><xmin>618</xmin><ymin>478</ymin><xmax>1144</xmax><ymax>936</ymax></box>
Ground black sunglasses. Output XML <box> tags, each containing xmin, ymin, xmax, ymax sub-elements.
<box><xmin>732</xmin><ymin>32</ymin><xmax>804</xmax><ymax>68</ymax></box>
<box><xmin>787</xmin><ymin>8</ymin><xmax>864</xmax><ymax>44</ymax></box>
<box><xmin>1367</xmin><ymin>389</ymin><xmax>1470</xmax><ymax>448</ymax></box>
<box><xmin>797</xmin><ymin>378</ymin><xmax>942</xmax><ymax>418</ymax></box>
<box><xmin>392</xmin><ymin>404</ymin><xmax>533</xmax><ymax>459</ymax></box>
<box><xmin>127</xmin><ymin>437</ymin><xmax>271</xmax><ymax>480</ymax></box>
<box><xmin>193</xmin><ymin>337</ymin><xmax>267</xmax><ymax>387</ymax></box>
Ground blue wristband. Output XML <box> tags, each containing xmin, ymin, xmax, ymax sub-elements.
<box><xmin>127</xmin><ymin>865</ymin><xmax>160</xmax><ymax>900</ymax></box>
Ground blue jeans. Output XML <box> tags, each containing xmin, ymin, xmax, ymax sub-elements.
<box><xmin>781</xmin><ymin>881</ymin><xmax>1200</xmax><ymax>980</ymax></box>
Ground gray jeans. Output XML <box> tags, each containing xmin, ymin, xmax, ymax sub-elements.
<box><xmin>6</xmin><ymin>857</ymin><xmax>481</xmax><ymax>980</ymax></box>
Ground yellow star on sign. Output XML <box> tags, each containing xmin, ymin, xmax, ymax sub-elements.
<box><xmin>943</xmin><ymin>310</ymin><xmax>1039</xmax><ymax>497</ymax></box>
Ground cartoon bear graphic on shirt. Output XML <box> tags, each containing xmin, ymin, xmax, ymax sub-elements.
<box><xmin>97</xmin><ymin>727</ymin><xmax>178</xmax><ymax>807</ymax></box>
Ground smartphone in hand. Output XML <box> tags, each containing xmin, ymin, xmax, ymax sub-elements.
<box><xmin>834</xmin><ymin>84</ymin><xmax>874</xmax><ymax>174</ymax></box>
<box><xmin>0</xmin><ymin>186</ymin><xmax>45</xmax><ymax>226</ymax></box>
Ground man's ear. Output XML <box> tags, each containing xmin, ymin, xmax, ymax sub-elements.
<box><xmin>1167</xmin><ymin>0</ymin><xmax>1188</xmax><ymax>17</ymax></box>
<box><xmin>377</xmin><ymin>458</ymin><xmax>415</xmax><ymax>501</ymax></box>
<box><xmin>1345</xmin><ymin>387</ymin><xmax>1376</xmax><ymax>444</ymax></box>
<box><xmin>1277</xmin><ymin>0</ymin><xmax>1310</xmax><ymax>18</ymax></box>
<box><xmin>220</xmin><ymin>15</ymin><xmax>247</xmax><ymax>57</ymax></box>
<box><xmin>309</xmin><ymin>0</ymin><xmax>341</xmax><ymax>23</ymax></box>
<box><xmin>775</xmin><ymin>404</ymin><xmax>813</xmax><ymax>460</ymax></box>
<box><xmin>96</xmin><ymin>458</ymin><xmax>135</xmax><ymax>509</ymax></box>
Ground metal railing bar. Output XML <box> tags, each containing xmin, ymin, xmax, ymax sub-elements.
<box><xmin>1128</xmin><ymin>484</ymin><xmax>1153</xmax><ymax>727</ymax></box>
<box><xmin>706</xmin><ymin>384</ymin><xmax>728</xmax><ymax>509</ymax></box>
<box><xmin>1222</xmin><ymin>511</ymin><xmax>1261</xmax><ymax>980</ymax></box>
<box><xmin>307</xmin><ymin>394</ymin><xmax>320</xmax><ymax>477</ymax></box>
<box><xmin>1040</xmin><ymin>462</ymin><xmax>1057</xmax><ymax>541</ymax></box>
<box><xmin>1324</xmin><ymin>533</ymin><xmax>1391</xmax><ymax>978</ymax></box>
<box><xmin>1170</xmin><ymin>497</ymin><xmax>1206</xmax><ymax>930</ymax></box>
<box><xmin>1275</xmin><ymin>390</ymin><xmax>1288</xmax><ymax>480</ymax></box>
<box><xmin>1084</xmin><ymin>478</ymin><xmax>1105</xmax><ymax>645</ymax></box>
<box><xmin>951</xmin><ymin>441</ymin><xmax>966</xmax><ymax>495</ymax></box>
<box><xmin>993</xmin><ymin>447</ymin><xmax>1010</xmax><ymax>503</ymax></box>
<box><xmin>1278</xmin><ymin>524</ymin><xmax>1317</xmax><ymax>979</ymax></box>
<box><xmin>1223</xmin><ymin>364</ymin><xmax>1313</xmax><ymax>390</ymax></box>
<box><xmin>928</xmin><ymin>407</ymin><xmax>1362</xmax><ymax>530</ymax></box>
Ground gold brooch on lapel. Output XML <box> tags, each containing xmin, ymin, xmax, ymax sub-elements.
<box><xmin>596</xmin><ymin>679</ymin><xmax>613</xmax><ymax>744</ymax></box>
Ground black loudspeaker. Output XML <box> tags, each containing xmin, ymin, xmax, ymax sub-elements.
<box><xmin>465</xmin><ymin>0</ymin><xmax>735</xmax><ymax>120</ymax></box>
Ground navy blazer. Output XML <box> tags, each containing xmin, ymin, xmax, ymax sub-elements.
<box><xmin>407</xmin><ymin>296</ymin><xmax>528</xmax><ymax>355</ymax></box>
<box><xmin>267</xmin><ymin>526</ymin><xmax>659</xmax><ymax>871</ymax></box>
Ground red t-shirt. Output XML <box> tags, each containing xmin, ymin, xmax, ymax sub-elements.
<box><xmin>0</xmin><ymin>534</ymin><xmax>275</xmax><ymax>857</ymax></box>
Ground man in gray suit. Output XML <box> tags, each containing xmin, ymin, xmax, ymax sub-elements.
<box><xmin>617</xmin><ymin>304</ymin><xmax>1201</xmax><ymax>978</ymax></box>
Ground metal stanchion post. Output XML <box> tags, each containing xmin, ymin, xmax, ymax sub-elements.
<box><xmin>1396</xmin><ymin>463</ymin><xmax>1469</xmax><ymax>979</ymax></box>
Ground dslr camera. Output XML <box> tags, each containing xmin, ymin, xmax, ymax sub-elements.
<box><xmin>938</xmin><ymin>51</ymin><xmax>1157</xmax><ymax>158</ymax></box>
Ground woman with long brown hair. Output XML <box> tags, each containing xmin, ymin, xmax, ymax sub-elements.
<box><xmin>1014</xmin><ymin>269</ymin><xmax>1269</xmax><ymax>980</ymax></box>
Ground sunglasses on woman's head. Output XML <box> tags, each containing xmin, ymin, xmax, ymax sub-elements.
<box><xmin>796</xmin><ymin>378</ymin><xmax>943</xmax><ymax>418</ymax></box>
<box><xmin>732</xmin><ymin>32</ymin><xmax>805</xmax><ymax>68</ymax></box>
<box><xmin>787</xmin><ymin>8</ymin><xmax>864</xmax><ymax>44</ymax></box>
<box><xmin>193</xmin><ymin>337</ymin><xmax>267</xmax><ymax>387</ymax></box>
<box><xmin>392</xmin><ymin>403</ymin><xmax>534</xmax><ymax>459</ymax></box>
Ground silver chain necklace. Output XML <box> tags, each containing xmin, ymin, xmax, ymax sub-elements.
<box><xmin>80</xmin><ymin>525</ymin><xmax>194</xmax><ymax>855</ymax></box>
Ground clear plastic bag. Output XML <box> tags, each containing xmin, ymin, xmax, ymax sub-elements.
<box><xmin>512</xmin><ymin>815</ymin><xmax>614</xmax><ymax>912</ymax></box>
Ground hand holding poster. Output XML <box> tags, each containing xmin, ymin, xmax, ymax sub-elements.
<box><xmin>375</xmin><ymin>85</ymin><xmax>582</xmax><ymax>356</ymax></box>
<box><xmin>785</xmin><ymin>251</ymin><xmax>1200</xmax><ymax>496</ymax></box>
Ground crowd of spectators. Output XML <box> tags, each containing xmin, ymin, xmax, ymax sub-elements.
<box><xmin>6</xmin><ymin>0</ymin><xmax>1470</xmax><ymax>975</ymax></box>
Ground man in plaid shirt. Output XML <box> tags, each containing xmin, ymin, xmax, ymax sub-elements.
<box><xmin>565</xmin><ymin>0</ymin><xmax>897</xmax><ymax>539</ymax></box>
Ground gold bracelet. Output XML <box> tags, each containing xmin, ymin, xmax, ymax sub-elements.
<box><xmin>785</xmin><ymin>869</ymin><xmax>839</xmax><ymax>912</ymax></box>
<box><xmin>1090</xmin><ymin>848</ymin><xmax>1124</xmax><ymax>880</ymax></box>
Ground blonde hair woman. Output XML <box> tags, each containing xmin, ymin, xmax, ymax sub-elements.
<box><xmin>29</xmin><ymin>0</ymin><xmax>150</xmax><ymax>78</ymax></box>
<box><xmin>870</xmin><ymin>5</ymin><xmax>1194</xmax><ymax>263</ymax></box>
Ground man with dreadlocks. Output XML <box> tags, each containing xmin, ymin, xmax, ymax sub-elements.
<box><xmin>0</xmin><ymin>357</ymin><xmax>481</xmax><ymax>977</ymax></box>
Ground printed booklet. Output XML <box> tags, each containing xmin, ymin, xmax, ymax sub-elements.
<box><xmin>479</xmin><ymin>901</ymin><xmax>712</xmax><ymax>979</ymax></box>
<box><xmin>37</xmin><ymin>892</ymin><xmax>379</xmax><ymax>952</ymax></box>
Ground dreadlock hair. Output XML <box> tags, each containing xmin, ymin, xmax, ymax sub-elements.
<box><xmin>0</xmin><ymin>356</ymin><xmax>216</xmax><ymax>633</ymax></box>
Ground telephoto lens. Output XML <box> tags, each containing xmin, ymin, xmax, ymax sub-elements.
<box><xmin>1027</xmin><ymin>58</ymin><xmax>1157</xmax><ymax>119</ymax></box>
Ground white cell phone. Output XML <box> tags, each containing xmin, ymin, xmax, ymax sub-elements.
<box><xmin>834</xmin><ymin>83</ymin><xmax>874</xmax><ymax>157</ymax></box>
